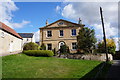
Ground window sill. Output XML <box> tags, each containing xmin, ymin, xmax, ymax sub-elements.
<box><xmin>46</xmin><ymin>37</ymin><xmax>52</xmax><ymax>39</ymax></box>
<box><xmin>71</xmin><ymin>35</ymin><xmax>76</xmax><ymax>37</ymax></box>
<box><xmin>59</xmin><ymin>36</ymin><xmax>64</xmax><ymax>38</ymax></box>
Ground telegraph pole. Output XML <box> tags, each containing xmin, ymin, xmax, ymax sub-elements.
<box><xmin>100</xmin><ymin>7</ymin><xmax>109</xmax><ymax>62</ymax></box>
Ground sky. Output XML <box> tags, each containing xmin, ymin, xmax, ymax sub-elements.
<box><xmin>0</xmin><ymin>0</ymin><xmax>119</xmax><ymax>51</ymax></box>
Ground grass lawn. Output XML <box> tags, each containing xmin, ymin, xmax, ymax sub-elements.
<box><xmin>2</xmin><ymin>53</ymin><xmax>102</xmax><ymax>78</ymax></box>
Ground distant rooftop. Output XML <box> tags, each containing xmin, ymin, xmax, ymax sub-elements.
<box><xmin>18</xmin><ymin>33</ymin><xmax>34</xmax><ymax>38</ymax></box>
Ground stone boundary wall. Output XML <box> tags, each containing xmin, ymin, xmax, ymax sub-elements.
<box><xmin>67</xmin><ymin>53</ymin><xmax>113</xmax><ymax>61</ymax></box>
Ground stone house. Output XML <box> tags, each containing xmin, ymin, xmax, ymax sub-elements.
<box><xmin>18</xmin><ymin>33</ymin><xmax>35</xmax><ymax>47</ymax></box>
<box><xmin>0</xmin><ymin>22</ymin><xmax>23</xmax><ymax>55</ymax></box>
<box><xmin>39</xmin><ymin>19</ymin><xmax>85</xmax><ymax>53</ymax></box>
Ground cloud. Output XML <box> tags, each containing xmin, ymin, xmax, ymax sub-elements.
<box><xmin>58</xmin><ymin>2</ymin><xmax>118</xmax><ymax>39</ymax></box>
<box><xmin>0</xmin><ymin>0</ymin><xmax>30</xmax><ymax>29</ymax></box>
<box><xmin>113</xmin><ymin>37</ymin><xmax>120</xmax><ymax>51</ymax></box>
<box><xmin>57</xmin><ymin>2</ymin><xmax>119</xmax><ymax>50</ymax></box>
<box><xmin>56</xmin><ymin>6</ymin><xmax>61</xmax><ymax>12</ymax></box>
<box><xmin>34</xmin><ymin>30</ymin><xmax>40</xmax><ymax>42</ymax></box>
<box><xmin>10</xmin><ymin>20</ymin><xmax>30</xmax><ymax>28</ymax></box>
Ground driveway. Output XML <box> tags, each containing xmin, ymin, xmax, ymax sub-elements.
<box><xmin>106</xmin><ymin>60</ymin><xmax>120</xmax><ymax>80</ymax></box>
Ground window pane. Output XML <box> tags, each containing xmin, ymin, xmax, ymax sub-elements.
<box><xmin>60</xmin><ymin>30</ymin><xmax>63</xmax><ymax>36</ymax></box>
<box><xmin>47</xmin><ymin>31</ymin><xmax>52</xmax><ymax>37</ymax></box>
<box><xmin>47</xmin><ymin>44</ymin><xmax>52</xmax><ymax>50</ymax></box>
<box><xmin>72</xmin><ymin>29</ymin><xmax>76</xmax><ymax>36</ymax></box>
<box><xmin>72</xmin><ymin>43</ymin><xmax>77</xmax><ymax>49</ymax></box>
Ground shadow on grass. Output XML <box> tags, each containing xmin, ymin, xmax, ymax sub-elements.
<box><xmin>79</xmin><ymin>62</ymin><xmax>111</xmax><ymax>80</ymax></box>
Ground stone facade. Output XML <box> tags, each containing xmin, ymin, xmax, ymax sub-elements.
<box><xmin>40</xmin><ymin>19</ymin><xmax>85</xmax><ymax>53</ymax></box>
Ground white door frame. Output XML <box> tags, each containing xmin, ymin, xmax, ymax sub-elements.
<box><xmin>58</xmin><ymin>41</ymin><xmax>65</xmax><ymax>49</ymax></box>
<box><xmin>9</xmin><ymin>41</ymin><xmax>13</xmax><ymax>52</ymax></box>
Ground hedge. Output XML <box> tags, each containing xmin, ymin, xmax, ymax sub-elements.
<box><xmin>23</xmin><ymin>42</ymin><xmax>40</xmax><ymax>50</ymax></box>
<box><xmin>23</xmin><ymin>50</ymin><xmax>54</xmax><ymax>57</ymax></box>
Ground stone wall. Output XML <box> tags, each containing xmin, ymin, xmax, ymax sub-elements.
<box><xmin>67</xmin><ymin>53</ymin><xmax>113</xmax><ymax>61</ymax></box>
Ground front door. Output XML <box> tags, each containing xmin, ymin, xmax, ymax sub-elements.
<box><xmin>9</xmin><ymin>41</ymin><xmax>13</xmax><ymax>52</ymax></box>
<box><xmin>59</xmin><ymin>42</ymin><xmax>65</xmax><ymax>49</ymax></box>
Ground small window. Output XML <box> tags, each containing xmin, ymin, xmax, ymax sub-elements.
<box><xmin>1</xmin><ymin>32</ymin><xmax>4</xmax><ymax>38</ymax></box>
<box><xmin>47</xmin><ymin>44</ymin><xmax>52</xmax><ymax>50</ymax></box>
<box><xmin>71</xmin><ymin>29</ymin><xmax>76</xmax><ymax>36</ymax></box>
<box><xmin>72</xmin><ymin>42</ymin><xmax>77</xmax><ymax>50</ymax></box>
<box><xmin>59</xmin><ymin>30</ymin><xmax>63</xmax><ymax>37</ymax></box>
<box><xmin>47</xmin><ymin>30</ymin><xmax>52</xmax><ymax>37</ymax></box>
<box><xmin>58</xmin><ymin>22</ymin><xmax>64</xmax><ymax>25</ymax></box>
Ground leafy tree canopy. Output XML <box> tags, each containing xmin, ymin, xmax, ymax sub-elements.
<box><xmin>97</xmin><ymin>39</ymin><xmax>116</xmax><ymax>55</ymax></box>
<box><xmin>77</xmin><ymin>27</ymin><xmax>97</xmax><ymax>54</ymax></box>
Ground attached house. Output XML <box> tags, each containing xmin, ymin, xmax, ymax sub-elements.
<box><xmin>18</xmin><ymin>33</ymin><xmax>35</xmax><ymax>47</ymax></box>
<box><xmin>39</xmin><ymin>19</ymin><xmax>85</xmax><ymax>53</ymax></box>
<box><xmin>0</xmin><ymin>22</ymin><xmax>23</xmax><ymax>55</ymax></box>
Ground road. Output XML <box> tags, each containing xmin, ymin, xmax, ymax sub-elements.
<box><xmin>106</xmin><ymin>60</ymin><xmax>120</xmax><ymax>80</ymax></box>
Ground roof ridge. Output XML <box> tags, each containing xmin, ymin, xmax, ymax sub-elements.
<box><xmin>0</xmin><ymin>22</ymin><xmax>22</xmax><ymax>39</ymax></box>
<box><xmin>39</xmin><ymin>19</ymin><xmax>85</xmax><ymax>29</ymax></box>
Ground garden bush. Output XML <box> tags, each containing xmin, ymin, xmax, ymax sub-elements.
<box><xmin>40</xmin><ymin>43</ymin><xmax>46</xmax><ymax>50</ymax></box>
<box><xmin>23</xmin><ymin>42</ymin><xmax>40</xmax><ymax>50</ymax></box>
<box><xmin>60</xmin><ymin>44</ymin><xmax>70</xmax><ymax>54</ymax></box>
<box><xmin>23</xmin><ymin>50</ymin><xmax>54</xmax><ymax>57</ymax></box>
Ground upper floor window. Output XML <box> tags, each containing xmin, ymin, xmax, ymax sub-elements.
<box><xmin>47</xmin><ymin>30</ymin><xmax>52</xmax><ymax>37</ymax></box>
<box><xmin>71</xmin><ymin>29</ymin><xmax>76</xmax><ymax>36</ymax></box>
<box><xmin>47</xmin><ymin>44</ymin><xmax>52</xmax><ymax>50</ymax></box>
<box><xmin>72</xmin><ymin>42</ymin><xmax>77</xmax><ymax>50</ymax></box>
<box><xmin>58</xmin><ymin>22</ymin><xmax>64</xmax><ymax>25</ymax></box>
<box><xmin>59</xmin><ymin>30</ymin><xmax>63</xmax><ymax>37</ymax></box>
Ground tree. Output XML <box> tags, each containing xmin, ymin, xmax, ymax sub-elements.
<box><xmin>97</xmin><ymin>39</ymin><xmax>116</xmax><ymax>55</ymax></box>
<box><xmin>60</xmin><ymin>44</ymin><xmax>70</xmax><ymax>54</ymax></box>
<box><xmin>58</xmin><ymin>44</ymin><xmax>70</xmax><ymax>57</ymax></box>
<box><xmin>77</xmin><ymin>27</ymin><xmax>97</xmax><ymax>54</ymax></box>
<box><xmin>23</xmin><ymin>42</ymin><xmax>40</xmax><ymax>50</ymax></box>
<box><xmin>40</xmin><ymin>43</ymin><xmax>46</xmax><ymax>50</ymax></box>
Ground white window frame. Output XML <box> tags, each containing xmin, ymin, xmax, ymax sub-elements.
<box><xmin>71</xmin><ymin>29</ymin><xmax>76</xmax><ymax>36</ymax></box>
<box><xmin>58</xmin><ymin>22</ymin><xmax>64</xmax><ymax>25</ymax></box>
<box><xmin>47</xmin><ymin>44</ymin><xmax>52</xmax><ymax>50</ymax></box>
<box><xmin>46</xmin><ymin>30</ymin><xmax>52</xmax><ymax>38</ymax></box>
<box><xmin>72</xmin><ymin>42</ymin><xmax>77</xmax><ymax>50</ymax></box>
<box><xmin>59</xmin><ymin>30</ymin><xmax>64</xmax><ymax>37</ymax></box>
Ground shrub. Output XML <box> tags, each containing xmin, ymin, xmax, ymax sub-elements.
<box><xmin>52</xmin><ymin>48</ymin><xmax>56</xmax><ymax>56</ymax></box>
<box><xmin>60</xmin><ymin>44</ymin><xmax>70</xmax><ymax>54</ymax></box>
<box><xmin>40</xmin><ymin>43</ymin><xmax>46</xmax><ymax>50</ymax></box>
<box><xmin>23</xmin><ymin>42</ymin><xmax>40</xmax><ymax>50</ymax></box>
<box><xmin>23</xmin><ymin>50</ymin><xmax>54</xmax><ymax>57</ymax></box>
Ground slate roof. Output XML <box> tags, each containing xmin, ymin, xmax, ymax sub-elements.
<box><xmin>0</xmin><ymin>22</ymin><xmax>22</xmax><ymax>39</ymax></box>
<box><xmin>18</xmin><ymin>33</ymin><xmax>34</xmax><ymax>38</ymax></box>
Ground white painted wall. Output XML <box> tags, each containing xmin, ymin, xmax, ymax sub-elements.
<box><xmin>22</xmin><ymin>36</ymin><xmax>35</xmax><ymax>46</ymax></box>
<box><xmin>0</xmin><ymin>29</ymin><xmax>22</xmax><ymax>55</ymax></box>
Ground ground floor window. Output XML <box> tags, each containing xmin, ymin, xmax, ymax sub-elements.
<box><xmin>47</xmin><ymin>44</ymin><xmax>52</xmax><ymax>50</ymax></box>
<box><xmin>72</xmin><ymin>42</ymin><xmax>77</xmax><ymax>50</ymax></box>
